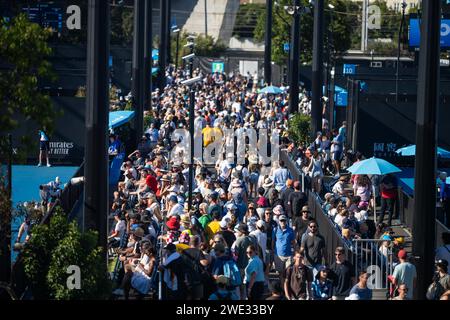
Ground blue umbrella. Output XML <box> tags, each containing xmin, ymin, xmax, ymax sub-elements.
<box><xmin>109</xmin><ymin>111</ymin><xmax>135</xmax><ymax>129</ymax></box>
<box><xmin>396</xmin><ymin>145</ymin><xmax>450</xmax><ymax>158</ymax></box>
<box><xmin>346</xmin><ymin>157</ymin><xmax>402</xmax><ymax>175</ymax></box>
<box><xmin>258</xmin><ymin>85</ymin><xmax>283</xmax><ymax>95</ymax></box>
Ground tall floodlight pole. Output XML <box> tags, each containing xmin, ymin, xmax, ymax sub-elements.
<box><xmin>144</xmin><ymin>0</ymin><xmax>153</xmax><ymax>110</ymax></box>
<box><xmin>264</xmin><ymin>0</ymin><xmax>273</xmax><ymax>85</ymax></box>
<box><xmin>158</xmin><ymin>0</ymin><xmax>168</xmax><ymax>91</ymax></box>
<box><xmin>84</xmin><ymin>0</ymin><xmax>110</xmax><ymax>261</ymax></box>
<box><xmin>166</xmin><ymin>0</ymin><xmax>172</xmax><ymax>65</ymax></box>
<box><xmin>413</xmin><ymin>0</ymin><xmax>441</xmax><ymax>300</ymax></box>
<box><xmin>311</xmin><ymin>0</ymin><xmax>324</xmax><ymax>136</ymax></box>
<box><xmin>288</xmin><ymin>1</ymin><xmax>301</xmax><ymax>115</ymax></box>
<box><xmin>132</xmin><ymin>0</ymin><xmax>145</xmax><ymax>145</ymax></box>
<box><xmin>204</xmin><ymin>0</ymin><xmax>208</xmax><ymax>36</ymax></box>
<box><xmin>395</xmin><ymin>1</ymin><xmax>407</xmax><ymax>105</ymax></box>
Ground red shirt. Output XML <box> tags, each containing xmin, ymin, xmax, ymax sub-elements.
<box><xmin>146</xmin><ymin>175</ymin><xmax>158</xmax><ymax>194</ymax></box>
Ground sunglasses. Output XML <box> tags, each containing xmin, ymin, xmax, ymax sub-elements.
<box><xmin>309</xmin><ymin>225</ymin><xmax>317</xmax><ymax>229</ymax></box>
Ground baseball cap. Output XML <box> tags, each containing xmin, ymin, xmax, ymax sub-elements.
<box><xmin>169</xmin><ymin>195</ymin><xmax>178</xmax><ymax>203</ymax></box>
<box><xmin>279</xmin><ymin>215</ymin><xmax>287</xmax><ymax>221</ymax></box>
<box><xmin>397</xmin><ymin>249</ymin><xmax>408</xmax><ymax>259</ymax></box>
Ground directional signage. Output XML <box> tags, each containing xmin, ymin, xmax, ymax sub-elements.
<box><xmin>343</xmin><ymin>64</ymin><xmax>356</xmax><ymax>75</ymax></box>
<box><xmin>283</xmin><ymin>43</ymin><xmax>290</xmax><ymax>52</ymax></box>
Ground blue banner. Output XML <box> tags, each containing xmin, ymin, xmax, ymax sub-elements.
<box><xmin>409</xmin><ymin>18</ymin><xmax>450</xmax><ymax>48</ymax></box>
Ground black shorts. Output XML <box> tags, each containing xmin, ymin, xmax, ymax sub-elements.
<box><xmin>332</xmin><ymin>151</ymin><xmax>342</xmax><ymax>161</ymax></box>
<box><xmin>40</xmin><ymin>141</ymin><xmax>50</xmax><ymax>151</ymax></box>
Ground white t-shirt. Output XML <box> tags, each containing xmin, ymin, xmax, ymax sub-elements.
<box><xmin>334</xmin><ymin>214</ymin><xmax>346</xmax><ymax>227</ymax></box>
<box><xmin>250</xmin><ymin>229</ymin><xmax>267</xmax><ymax>261</ymax></box>
<box><xmin>332</xmin><ymin>181</ymin><xmax>345</xmax><ymax>195</ymax></box>
<box><xmin>114</xmin><ymin>220</ymin><xmax>126</xmax><ymax>239</ymax></box>
<box><xmin>354</xmin><ymin>210</ymin><xmax>368</xmax><ymax>222</ymax></box>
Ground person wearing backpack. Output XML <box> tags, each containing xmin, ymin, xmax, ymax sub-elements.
<box><xmin>183</xmin><ymin>235</ymin><xmax>211</xmax><ymax>300</ymax></box>
<box><xmin>208</xmin><ymin>276</ymin><xmax>239</xmax><ymax>300</ymax></box>
<box><xmin>427</xmin><ymin>260</ymin><xmax>450</xmax><ymax>300</ymax></box>
<box><xmin>211</xmin><ymin>243</ymin><xmax>242</xmax><ymax>299</ymax></box>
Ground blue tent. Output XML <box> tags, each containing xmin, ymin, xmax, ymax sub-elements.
<box><xmin>109</xmin><ymin>111</ymin><xmax>135</xmax><ymax>129</ymax></box>
<box><xmin>396</xmin><ymin>145</ymin><xmax>450</xmax><ymax>159</ymax></box>
<box><xmin>258</xmin><ymin>85</ymin><xmax>284</xmax><ymax>95</ymax></box>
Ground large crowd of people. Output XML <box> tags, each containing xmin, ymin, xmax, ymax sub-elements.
<box><xmin>102</xmin><ymin>66</ymin><xmax>450</xmax><ymax>301</ymax></box>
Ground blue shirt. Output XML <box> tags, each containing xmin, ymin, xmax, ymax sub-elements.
<box><xmin>440</xmin><ymin>181</ymin><xmax>450</xmax><ymax>200</ymax></box>
<box><xmin>273</xmin><ymin>168</ymin><xmax>292</xmax><ymax>189</ymax></box>
<box><xmin>339</xmin><ymin>126</ymin><xmax>346</xmax><ymax>142</ymax></box>
<box><xmin>39</xmin><ymin>131</ymin><xmax>49</xmax><ymax>141</ymax></box>
<box><xmin>349</xmin><ymin>284</ymin><xmax>372</xmax><ymax>300</ymax></box>
<box><xmin>244</xmin><ymin>256</ymin><xmax>265</xmax><ymax>283</ymax></box>
<box><xmin>311</xmin><ymin>279</ymin><xmax>333</xmax><ymax>300</ymax></box>
<box><xmin>273</xmin><ymin>226</ymin><xmax>295</xmax><ymax>257</ymax></box>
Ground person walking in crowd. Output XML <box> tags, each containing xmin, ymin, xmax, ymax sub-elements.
<box><xmin>300</xmin><ymin>220</ymin><xmax>326</xmax><ymax>277</ymax></box>
<box><xmin>244</xmin><ymin>244</ymin><xmax>265</xmax><ymax>300</ymax></box>
<box><xmin>349</xmin><ymin>271</ymin><xmax>373</xmax><ymax>300</ymax></box>
<box><xmin>311</xmin><ymin>265</ymin><xmax>333</xmax><ymax>300</ymax></box>
<box><xmin>378</xmin><ymin>173</ymin><xmax>398</xmax><ymax>226</ymax></box>
<box><xmin>284</xmin><ymin>250</ymin><xmax>313</xmax><ymax>300</ymax></box>
<box><xmin>392</xmin><ymin>249</ymin><xmax>417</xmax><ymax>300</ymax></box>
<box><xmin>272</xmin><ymin>215</ymin><xmax>295</xmax><ymax>284</ymax></box>
<box><xmin>329</xmin><ymin>246</ymin><xmax>355</xmax><ymax>300</ymax></box>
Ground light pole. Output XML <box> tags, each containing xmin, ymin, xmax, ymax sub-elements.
<box><xmin>172</xmin><ymin>27</ymin><xmax>181</xmax><ymax>70</ymax></box>
<box><xmin>413</xmin><ymin>0</ymin><xmax>441</xmax><ymax>300</ymax></box>
<box><xmin>395</xmin><ymin>1</ymin><xmax>407</xmax><ymax>105</ymax></box>
<box><xmin>312</xmin><ymin>0</ymin><xmax>324</xmax><ymax>137</ymax></box>
<box><xmin>132</xmin><ymin>0</ymin><xmax>145</xmax><ymax>146</ymax></box>
<box><xmin>180</xmin><ymin>75</ymin><xmax>202</xmax><ymax>211</ymax></box>
<box><xmin>285</xmin><ymin>1</ymin><xmax>301</xmax><ymax>115</ymax></box>
<box><xmin>265</xmin><ymin>0</ymin><xmax>273</xmax><ymax>85</ymax></box>
<box><xmin>326</xmin><ymin>3</ymin><xmax>335</xmax><ymax>125</ymax></box>
<box><xmin>84</xmin><ymin>0</ymin><xmax>110</xmax><ymax>261</ymax></box>
<box><xmin>158</xmin><ymin>0</ymin><xmax>168</xmax><ymax>91</ymax></box>
<box><xmin>143</xmin><ymin>0</ymin><xmax>152</xmax><ymax>110</ymax></box>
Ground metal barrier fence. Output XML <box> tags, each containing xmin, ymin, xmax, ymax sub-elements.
<box><xmin>307</xmin><ymin>191</ymin><xmax>352</xmax><ymax>264</ymax></box>
<box><xmin>352</xmin><ymin>239</ymin><xmax>395</xmax><ymax>291</ymax></box>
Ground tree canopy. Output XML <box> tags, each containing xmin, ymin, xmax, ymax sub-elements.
<box><xmin>254</xmin><ymin>0</ymin><xmax>358</xmax><ymax>65</ymax></box>
<box><xmin>0</xmin><ymin>14</ymin><xmax>58</xmax><ymax>135</ymax></box>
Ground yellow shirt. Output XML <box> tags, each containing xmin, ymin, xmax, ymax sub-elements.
<box><xmin>202</xmin><ymin>126</ymin><xmax>215</xmax><ymax>147</ymax></box>
<box><xmin>205</xmin><ymin>220</ymin><xmax>221</xmax><ymax>241</ymax></box>
<box><xmin>175</xmin><ymin>243</ymin><xmax>190</xmax><ymax>253</ymax></box>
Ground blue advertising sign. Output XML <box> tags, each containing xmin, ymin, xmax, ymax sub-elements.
<box><xmin>409</xmin><ymin>18</ymin><xmax>450</xmax><ymax>48</ymax></box>
<box><xmin>343</xmin><ymin>64</ymin><xmax>356</xmax><ymax>75</ymax></box>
